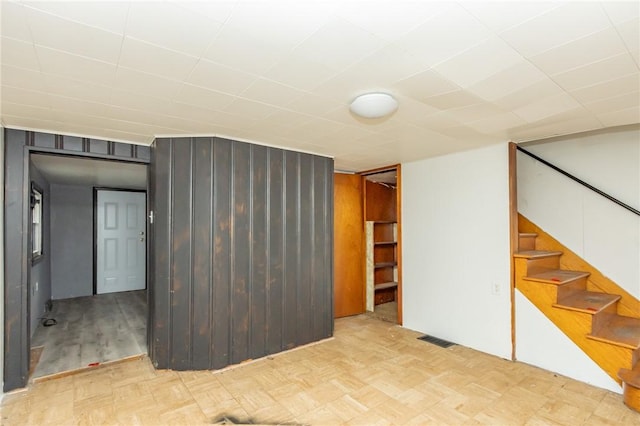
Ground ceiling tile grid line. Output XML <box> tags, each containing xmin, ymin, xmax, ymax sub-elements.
<box><xmin>1</xmin><ymin>1</ymin><xmax>639</xmax><ymax>171</ymax></box>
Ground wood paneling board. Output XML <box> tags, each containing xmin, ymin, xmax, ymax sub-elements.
<box><xmin>250</xmin><ymin>145</ymin><xmax>267</xmax><ymax>360</ymax></box>
<box><xmin>266</xmin><ymin>149</ymin><xmax>284</xmax><ymax>355</ymax></box>
<box><xmin>231</xmin><ymin>141</ymin><xmax>251</xmax><ymax>364</ymax></box>
<box><xmin>211</xmin><ymin>139</ymin><xmax>232</xmax><ymax>369</ymax></box>
<box><xmin>169</xmin><ymin>139</ymin><xmax>193</xmax><ymax>370</ymax></box>
<box><xmin>283</xmin><ymin>151</ymin><xmax>299</xmax><ymax>349</ymax></box>
<box><xmin>150</xmin><ymin>137</ymin><xmax>333</xmax><ymax>371</ymax></box>
<box><xmin>3</xmin><ymin>128</ymin><xmax>149</xmax><ymax>391</ymax></box>
<box><xmin>192</xmin><ymin>138</ymin><xmax>213</xmax><ymax>369</ymax></box>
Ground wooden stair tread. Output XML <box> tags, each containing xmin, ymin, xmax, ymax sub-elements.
<box><xmin>519</xmin><ymin>233</ymin><xmax>537</xmax><ymax>237</ymax></box>
<box><xmin>513</xmin><ymin>250</ymin><xmax>562</xmax><ymax>259</ymax></box>
<box><xmin>553</xmin><ymin>290</ymin><xmax>620</xmax><ymax>314</ymax></box>
<box><xmin>374</xmin><ymin>262</ymin><xmax>397</xmax><ymax>268</ymax></box>
<box><xmin>619</xmin><ymin>367</ymin><xmax>640</xmax><ymax>388</ymax></box>
<box><xmin>588</xmin><ymin>315</ymin><xmax>640</xmax><ymax>349</ymax></box>
<box><xmin>375</xmin><ymin>282</ymin><xmax>398</xmax><ymax>291</ymax></box>
<box><xmin>374</xmin><ymin>241</ymin><xmax>396</xmax><ymax>245</ymax></box>
<box><xmin>524</xmin><ymin>269</ymin><xmax>590</xmax><ymax>285</ymax></box>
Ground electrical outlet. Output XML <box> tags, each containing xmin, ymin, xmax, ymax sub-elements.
<box><xmin>491</xmin><ymin>282</ymin><xmax>500</xmax><ymax>295</ymax></box>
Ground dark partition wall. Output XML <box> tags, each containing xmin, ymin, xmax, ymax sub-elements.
<box><xmin>150</xmin><ymin>137</ymin><xmax>334</xmax><ymax>370</ymax></box>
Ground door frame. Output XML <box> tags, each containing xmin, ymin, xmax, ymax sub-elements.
<box><xmin>359</xmin><ymin>164</ymin><xmax>402</xmax><ymax>325</ymax></box>
<box><xmin>93</xmin><ymin>187</ymin><xmax>148</xmax><ymax>295</ymax></box>
<box><xmin>3</xmin><ymin>129</ymin><xmax>150</xmax><ymax>392</ymax></box>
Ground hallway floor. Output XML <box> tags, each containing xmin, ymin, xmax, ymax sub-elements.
<box><xmin>4</xmin><ymin>314</ymin><xmax>638</xmax><ymax>425</ymax></box>
<box><xmin>30</xmin><ymin>290</ymin><xmax>147</xmax><ymax>379</ymax></box>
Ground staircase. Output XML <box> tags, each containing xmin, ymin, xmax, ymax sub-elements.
<box><xmin>514</xmin><ymin>226</ymin><xmax>640</xmax><ymax>412</ymax></box>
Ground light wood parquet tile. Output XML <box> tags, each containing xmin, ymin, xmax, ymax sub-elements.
<box><xmin>2</xmin><ymin>314</ymin><xmax>640</xmax><ymax>425</ymax></box>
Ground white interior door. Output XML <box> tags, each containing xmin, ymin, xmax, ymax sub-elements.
<box><xmin>97</xmin><ymin>190</ymin><xmax>146</xmax><ymax>294</ymax></box>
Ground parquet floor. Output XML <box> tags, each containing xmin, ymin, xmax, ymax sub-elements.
<box><xmin>2</xmin><ymin>315</ymin><xmax>639</xmax><ymax>425</ymax></box>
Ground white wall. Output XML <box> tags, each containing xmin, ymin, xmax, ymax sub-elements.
<box><xmin>516</xmin><ymin>124</ymin><xmax>639</xmax><ymax>392</ymax></box>
<box><xmin>402</xmin><ymin>143</ymin><xmax>512</xmax><ymax>360</ymax></box>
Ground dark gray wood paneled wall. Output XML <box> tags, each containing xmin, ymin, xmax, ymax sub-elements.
<box><xmin>150</xmin><ymin>137</ymin><xmax>334</xmax><ymax>370</ymax></box>
<box><xmin>3</xmin><ymin>128</ymin><xmax>149</xmax><ymax>392</ymax></box>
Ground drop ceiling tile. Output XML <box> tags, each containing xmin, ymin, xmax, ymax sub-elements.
<box><xmin>433</xmin><ymin>37</ymin><xmax>524</xmax><ymax>88</ymax></box>
<box><xmin>48</xmin><ymin>93</ymin><xmax>109</xmax><ymax>117</ymax></box>
<box><xmin>391</xmin><ymin>97</ymin><xmax>441</xmax><ymax>127</ymax></box>
<box><xmin>125</xmin><ymin>2</ymin><xmax>221</xmax><ymax>57</ymax></box>
<box><xmin>511</xmin><ymin>115</ymin><xmax>603</xmax><ymax>141</ymax></box>
<box><xmin>513</xmin><ymin>92</ymin><xmax>582</xmax><ymax>123</ymax></box>
<box><xmin>446</xmin><ymin>102</ymin><xmax>508</xmax><ymax>124</ymax></box>
<box><xmin>583</xmin><ymin>91</ymin><xmax>640</xmax><ymax>115</ymax></box>
<box><xmin>114</xmin><ymin>67</ymin><xmax>184</xmax><ymax>100</ymax></box>
<box><xmin>43</xmin><ymin>74</ymin><xmax>113</xmax><ymax>104</ymax></box>
<box><xmin>2</xmin><ymin>85</ymin><xmax>50</xmax><ymax>107</ymax></box>
<box><xmin>529</xmin><ymin>27</ymin><xmax>628</xmax><ymax>76</ymax></box>
<box><xmin>287</xmin><ymin>93</ymin><xmax>341</xmax><ymax>117</ymax></box>
<box><xmin>351</xmin><ymin>44</ymin><xmax>430</xmax><ymax>86</ymax></box>
<box><xmin>421</xmin><ymin>90</ymin><xmax>484</xmax><ymax>110</ymax></box>
<box><xmin>264</xmin><ymin>54</ymin><xmax>339</xmax><ymax>92</ymax></box>
<box><xmin>397</xmin><ymin>3</ymin><xmax>492</xmax><ymax>67</ymax></box>
<box><xmin>109</xmin><ymin>90</ymin><xmax>173</xmax><ymax>116</ymax></box>
<box><xmin>187</xmin><ymin>59</ymin><xmax>257</xmax><ymax>96</ymax></box>
<box><xmin>466</xmin><ymin>111</ymin><xmax>527</xmax><ymax>135</ymax></box>
<box><xmin>295</xmin><ymin>17</ymin><xmax>385</xmax><ymax>72</ymax></box>
<box><xmin>2</xmin><ymin>64</ymin><xmax>46</xmax><ymax>91</ymax></box>
<box><xmin>262</xmin><ymin>109</ymin><xmax>315</xmax><ymax>129</ymax></box>
<box><xmin>1</xmin><ymin>37</ymin><xmax>40</xmax><ymax>71</ymax></box>
<box><xmin>336</xmin><ymin>1</ymin><xmax>445</xmax><ymax>42</ymax></box>
<box><xmin>602</xmin><ymin>2</ymin><xmax>640</xmax><ymax>25</ymax></box>
<box><xmin>174</xmin><ymin>84</ymin><xmax>236</xmax><ymax>112</ymax></box>
<box><xmin>492</xmin><ymin>78</ymin><xmax>564</xmax><ymax>110</ymax></box>
<box><xmin>415</xmin><ymin>111</ymin><xmax>462</xmax><ymax>131</ymax></box>
<box><xmin>467</xmin><ymin>61</ymin><xmax>549</xmax><ymax>101</ymax></box>
<box><xmin>463</xmin><ymin>1</ymin><xmax>560</xmax><ymax>33</ymax></box>
<box><xmin>500</xmin><ymin>3</ymin><xmax>611</xmax><ymax>57</ymax></box>
<box><xmin>596</xmin><ymin>106</ymin><xmax>640</xmax><ymax>127</ymax></box>
<box><xmin>616</xmin><ymin>18</ymin><xmax>640</xmax><ymax>64</ymax></box>
<box><xmin>171</xmin><ymin>1</ymin><xmax>235</xmax><ymax>24</ymax></box>
<box><xmin>118</xmin><ymin>37</ymin><xmax>199</xmax><ymax>81</ymax></box>
<box><xmin>102</xmin><ymin>105</ymin><xmax>162</xmax><ymax>126</ymax></box>
<box><xmin>551</xmin><ymin>53</ymin><xmax>639</xmax><ymax>92</ymax></box>
<box><xmin>202</xmin><ymin>30</ymin><xmax>290</xmax><ymax>76</ymax></box>
<box><xmin>394</xmin><ymin>69</ymin><xmax>460</xmax><ymax>101</ymax></box>
<box><xmin>23</xmin><ymin>1</ymin><xmax>129</xmax><ymax>34</ymax></box>
<box><xmin>2</xmin><ymin>1</ymin><xmax>32</xmax><ymax>42</ymax></box>
<box><xmin>569</xmin><ymin>73</ymin><xmax>640</xmax><ymax>104</ymax></box>
<box><xmin>26</xmin><ymin>8</ymin><xmax>123</xmax><ymax>64</ymax></box>
<box><xmin>2</xmin><ymin>101</ymin><xmax>53</xmax><ymax>119</ymax></box>
<box><xmin>240</xmin><ymin>78</ymin><xmax>305</xmax><ymax>107</ymax></box>
<box><xmin>223</xmin><ymin>98</ymin><xmax>280</xmax><ymax>121</ymax></box>
<box><xmin>35</xmin><ymin>45</ymin><xmax>117</xmax><ymax>85</ymax></box>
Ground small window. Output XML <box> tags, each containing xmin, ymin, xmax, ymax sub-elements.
<box><xmin>31</xmin><ymin>182</ymin><xmax>43</xmax><ymax>262</ymax></box>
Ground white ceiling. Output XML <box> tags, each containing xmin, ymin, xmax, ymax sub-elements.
<box><xmin>1</xmin><ymin>1</ymin><xmax>639</xmax><ymax>171</ymax></box>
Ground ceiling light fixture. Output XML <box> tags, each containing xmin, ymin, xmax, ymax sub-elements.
<box><xmin>349</xmin><ymin>93</ymin><xmax>398</xmax><ymax>119</ymax></box>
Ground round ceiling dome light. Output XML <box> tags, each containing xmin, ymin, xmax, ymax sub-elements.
<box><xmin>349</xmin><ymin>93</ymin><xmax>398</xmax><ymax>119</ymax></box>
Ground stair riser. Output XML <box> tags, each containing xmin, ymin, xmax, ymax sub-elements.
<box><xmin>592</xmin><ymin>310</ymin><xmax>620</xmax><ymax>337</ymax></box>
<box><xmin>633</xmin><ymin>347</ymin><xmax>640</xmax><ymax>369</ymax></box>
<box><xmin>556</xmin><ymin>277</ymin><xmax>588</xmax><ymax>300</ymax></box>
<box><xmin>519</xmin><ymin>235</ymin><xmax>536</xmax><ymax>251</ymax></box>
<box><xmin>526</xmin><ymin>256</ymin><xmax>560</xmax><ymax>276</ymax></box>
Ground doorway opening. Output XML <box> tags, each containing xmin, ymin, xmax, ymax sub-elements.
<box><xmin>361</xmin><ymin>166</ymin><xmax>401</xmax><ymax>324</ymax></box>
<box><xmin>28</xmin><ymin>153</ymin><xmax>148</xmax><ymax>379</ymax></box>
